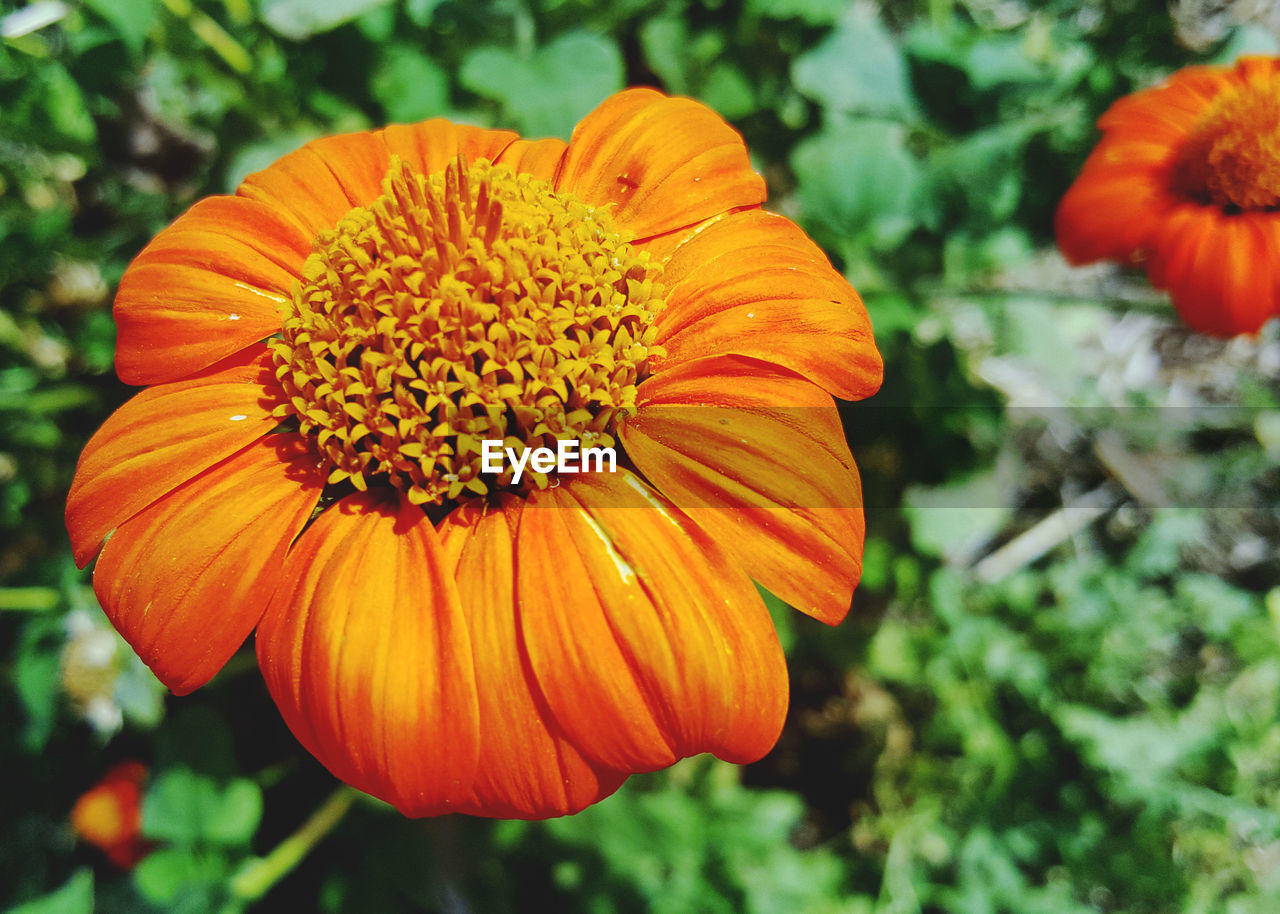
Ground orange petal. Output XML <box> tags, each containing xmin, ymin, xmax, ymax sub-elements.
<box><xmin>436</xmin><ymin>499</ymin><xmax>627</xmax><ymax>819</ymax></box>
<box><xmin>381</xmin><ymin>120</ymin><xmax>519</xmax><ymax>177</ymax></box>
<box><xmin>255</xmin><ymin>492</ymin><xmax>480</xmax><ymax>816</ymax></box>
<box><xmin>516</xmin><ymin>470</ymin><xmax>788</xmax><ymax>772</ymax></box>
<box><xmin>620</xmin><ymin>355</ymin><xmax>865</xmax><ymax>624</ymax></box>
<box><xmin>558</xmin><ymin>88</ymin><xmax>766</xmax><ymax>239</ymax></box>
<box><xmin>114</xmin><ymin>196</ymin><xmax>306</xmax><ymax>385</ymax></box>
<box><xmin>237</xmin><ymin>131</ymin><xmax>392</xmax><ymax>238</ymax></box>
<box><xmin>1147</xmin><ymin>205</ymin><xmax>1278</xmax><ymax>336</ymax></box>
<box><xmin>92</xmin><ymin>434</ymin><xmax>325</xmax><ymax>695</ymax></box>
<box><xmin>1054</xmin><ymin>164</ymin><xmax>1173</xmax><ymax>265</ymax></box>
<box><xmin>493</xmin><ymin>136</ymin><xmax>568</xmax><ymax>183</ymax></box>
<box><xmin>648</xmin><ymin>208</ymin><xmax>883</xmax><ymax>402</ymax></box>
<box><xmin>66</xmin><ymin>346</ymin><xmax>283</xmax><ymax>567</ymax></box>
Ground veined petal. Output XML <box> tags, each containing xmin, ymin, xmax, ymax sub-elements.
<box><xmin>649</xmin><ymin>209</ymin><xmax>883</xmax><ymax>402</ymax></box>
<box><xmin>1054</xmin><ymin>164</ymin><xmax>1173</xmax><ymax>265</ymax></box>
<box><xmin>558</xmin><ymin>88</ymin><xmax>766</xmax><ymax>239</ymax></box>
<box><xmin>255</xmin><ymin>492</ymin><xmax>480</xmax><ymax>817</ymax></box>
<box><xmin>93</xmin><ymin>434</ymin><xmax>325</xmax><ymax>695</ymax></box>
<box><xmin>493</xmin><ymin>136</ymin><xmax>568</xmax><ymax>183</ymax></box>
<box><xmin>437</xmin><ymin>499</ymin><xmax>627</xmax><ymax>819</ymax></box>
<box><xmin>66</xmin><ymin>346</ymin><xmax>282</xmax><ymax>567</ymax></box>
<box><xmin>380</xmin><ymin>120</ymin><xmax>519</xmax><ymax>179</ymax></box>
<box><xmin>621</xmin><ymin>355</ymin><xmax>865</xmax><ymax>624</ymax></box>
<box><xmin>114</xmin><ymin>196</ymin><xmax>307</xmax><ymax>385</ymax></box>
<box><xmin>516</xmin><ymin>470</ymin><xmax>787</xmax><ymax>772</ymax></box>
<box><xmin>237</xmin><ymin>131</ymin><xmax>393</xmax><ymax>238</ymax></box>
<box><xmin>1147</xmin><ymin>205</ymin><xmax>1279</xmax><ymax>336</ymax></box>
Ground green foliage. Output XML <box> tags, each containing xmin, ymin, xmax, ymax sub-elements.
<box><xmin>259</xmin><ymin>0</ymin><xmax>393</xmax><ymax>41</ymax></box>
<box><xmin>792</xmin><ymin>6</ymin><xmax>915</xmax><ymax>119</ymax></box>
<box><xmin>528</xmin><ymin>764</ymin><xmax>869</xmax><ymax>914</ymax></box>
<box><xmin>142</xmin><ymin>769</ymin><xmax>263</xmax><ymax>847</ymax></box>
<box><xmin>460</xmin><ymin>31</ymin><xmax>625</xmax><ymax>138</ymax></box>
<box><xmin>7</xmin><ymin>870</ymin><xmax>94</xmax><ymax>914</ymax></box>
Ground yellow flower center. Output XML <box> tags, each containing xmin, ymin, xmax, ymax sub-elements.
<box><xmin>72</xmin><ymin>790</ymin><xmax>129</xmax><ymax>848</ymax></box>
<box><xmin>1173</xmin><ymin>75</ymin><xmax>1280</xmax><ymax>210</ymax></box>
<box><xmin>270</xmin><ymin>156</ymin><xmax>665</xmax><ymax>505</ymax></box>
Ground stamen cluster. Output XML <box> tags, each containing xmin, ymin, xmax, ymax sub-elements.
<box><xmin>270</xmin><ymin>156</ymin><xmax>665</xmax><ymax>504</ymax></box>
<box><xmin>1173</xmin><ymin>76</ymin><xmax>1280</xmax><ymax>210</ymax></box>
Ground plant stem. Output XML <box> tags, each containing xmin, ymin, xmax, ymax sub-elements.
<box><xmin>229</xmin><ymin>784</ymin><xmax>361</xmax><ymax>902</ymax></box>
<box><xmin>0</xmin><ymin>587</ymin><xmax>59</xmax><ymax>611</ymax></box>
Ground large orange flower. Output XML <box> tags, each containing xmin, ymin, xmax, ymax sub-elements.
<box><xmin>66</xmin><ymin>89</ymin><xmax>882</xmax><ymax>819</ymax></box>
<box><xmin>1056</xmin><ymin>55</ymin><xmax>1280</xmax><ymax>336</ymax></box>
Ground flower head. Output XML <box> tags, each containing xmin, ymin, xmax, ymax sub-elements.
<box><xmin>66</xmin><ymin>89</ymin><xmax>883</xmax><ymax>819</ymax></box>
<box><xmin>1056</xmin><ymin>55</ymin><xmax>1280</xmax><ymax>336</ymax></box>
<box><xmin>71</xmin><ymin>761</ymin><xmax>150</xmax><ymax>868</ymax></box>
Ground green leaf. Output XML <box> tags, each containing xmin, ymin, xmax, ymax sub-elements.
<box><xmin>81</xmin><ymin>0</ymin><xmax>157</xmax><ymax>54</ymax></box>
<box><xmin>133</xmin><ymin>847</ymin><xmax>228</xmax><ymax>907</ymax></box>
<box><xmin>204</xmin><ymin>779</ymin><xmax>264</xmax><ymax>846</ymax></box>
<box><xmin>902</xmin><ymin>469</ymin><xmax>1010</xmax><ymax>563</ymax></box>
<box><xmin>370</xmin><ymin>47</ymin><xmax>449</xmax><ymax>123</ymax></box>
<box><xmin>36</xmin><ymin>63</ymin><xmax>97</xmax><ymax>145</ymax></box>
<box><xmin>962</xmin><ymin>35</ymin><xmax>1043</xmax><ymax>91</ymax></box>
<box><xmin>640</xmin><ymin>16</ymin><xmax>692</xmax><ymax>95</ymax></box>
<box><xmin>404</xmin><ymin>0</ymin><xmax>445</xmax><ymax>28</ymax></box>
<box><xmin>932</xmin><ymin>123</ymin><xmax>1032</xmax><ymax>225</ymax></box>
<box><xmin>791</xmin><ymin>6</ymin><xmax>913</xmax><ymax>118</ymax></box>
<box><xmin>259</xmin><ymin>0</ymin><xmax>392</xmax><ymax>41</ymax></box>
<box><xmin>7</xmin><ymin>869</ymin><xmax>93</xmax><ymax>914</ymax></box>
<box><xmin>791</xmin><ymin>119</ymin><xmax>924</xmax><ymax>253</ymax></box>
<box><xmin>459</xmin><ymin>31</ymin><xmax>624</xmax><ymax>139</ymax></box>
<box><xmin>13</xmin><ymin>616</ymin><xmax>65</xmax><ymax>752</ymax></box>
<box><xmin>700</xmin><ymin>63</ymin><xmax>755</xmax><ymax>120</ymax></box>
<box><xmin>142</xmin><ymin>768</ymin><xmax>262</xmax><ymax>847</ymax></box>
<box><xmin>746</xmin><ymin>0</ymin><xmax>847</xmax><ymax>25</ymax></box>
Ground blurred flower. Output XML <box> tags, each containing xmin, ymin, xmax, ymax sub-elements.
<box><xmin>1056</xmin><ymin>56</ymin><xmax>1280</xmax><ymax>336</ymax></box>
<box><xmin>70</xmin><ymin>761</ymin><xmax>150</xmax><ymax>868</ymax></box>
<box><xmin>66</xmin><ymin>89</ymin><xmax>881</xmax><ymax>819</ymax></box>
<box><xmin>61</xmin><ymin>609</ymin><xmax>124</xmax><ymax>736</ymax></box>
<box><xmin>61</xmin><ymin>608</ymin><xmax>167</xmax><ymax>737</ymax></box>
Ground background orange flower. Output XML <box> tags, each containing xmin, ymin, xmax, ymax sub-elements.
<box><xmin>70</xmin><ymin>761</ymin><xmax>150</xmax><ymax>869</ymax></box>
<box><xmin>1056</xmin><ymin>55</ymin><xmax>1280</xmax><ymax>336</ymax></box>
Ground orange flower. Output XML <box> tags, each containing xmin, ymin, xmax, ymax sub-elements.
<box><xmin>71</xmin><ymin>761</ymin><xmax>150</xmax><ymax>868</ymax></box>
<box><xmin>1056</xmin><ymin>55</ymin><xmax>1280</xmax><ymax>336</ymax></box>
<box><xmin>66</xmin><ymin>89</ymin><xmax>882</xmax><ymax>819</ymax></box>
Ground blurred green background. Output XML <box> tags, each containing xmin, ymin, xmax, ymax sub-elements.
<box><xmin>3</xmin><ymin>0</ymin><xmax>1280</xmax><ymax>911</ymax></box>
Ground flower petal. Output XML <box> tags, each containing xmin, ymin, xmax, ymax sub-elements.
<box><xmin>66</xmin><ymin>346</ymin><xmax>283</xmax><ymax>567</ymax></box>
<box><xmin>114</xmin><ymin>196</ymin><xmax>307</xmax><ymax>385</ymax></box>
<box><xmin>237</xmin><ymin>131</ymin><xmax>392</xmax><ymax>238</ymax></box>
<box><xmin>621</xmin><ymin>355</ymin><xmax>865</xmax><ymax>624</ymax></box>
<box><xmin>92</xmin><ymin>434</ymin><xmax>325</xmax><ymax>695</ymax></box>
<box><xmin>648</xmin><ymin>208</ymin><xmax>883</xmax><ymax>401</ymax></box>
<box><xmin>493</xmin><ymin>136</ymin><xmax>568</xmax><ymax>183</ymax></box>
<box><xmin>436</xmin><ymin>499</ymin><xmax>627</xmax><ymax>819</ymax></box>
<box><xmin>1147</xmin><ymin>205</ymin><xmax>1279</xmax><ymax>336</ymax></box>
<box><xmin>558</xmin><ymin>88</ymin><xmax>766</xmax><ymax>239</ymax></box>
<box><xmin>381</xmin><ymin>120</ymin><xmax>519</xmax><ymax>179</ymax></box>
<box><xmin>1054</xmin><ymin>164</ymin><xmax>1173</xmax><ymax>265</ymax></box>
<box><xmin>516</xmin><ymin>470</ymin><xmax>787</xmax><ymax>772</ymax></box>
<box><xmin>255</xmin><ymin>492</ymin><xmax>480</xmax><ymax>816</ymax></box>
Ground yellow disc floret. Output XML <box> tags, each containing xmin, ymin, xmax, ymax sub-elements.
<box><xmin>270</xmin><ymin>156</ymin><xmax>665</xmax><ymax>505</ymax></box>
<box><xmin>1174</xmin><ymin>75</ymin><xmax>1280</xmax><ymax>210</ymax></box>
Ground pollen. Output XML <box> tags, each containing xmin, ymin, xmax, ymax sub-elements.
<box><xmin>1173</xmin><ymin>75</ymin><xmax>1280</xmax><ymax>210</ymax></box>
<box><xmin>269</xmin><ymin>156</ymin><xmax>665</xmax><ymax>505</ymax></box>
